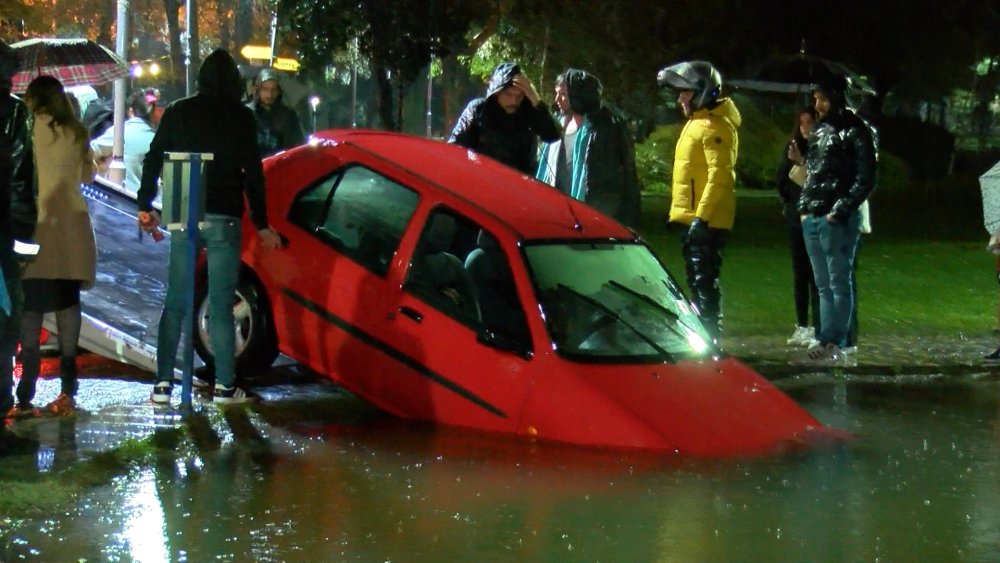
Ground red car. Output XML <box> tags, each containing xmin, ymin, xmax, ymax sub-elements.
<box><xmin>193</xmin><ymin>129</ymin><xmax>846</xmax><ymax>457</ymax></box>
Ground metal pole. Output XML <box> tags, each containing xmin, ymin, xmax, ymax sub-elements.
<box><xmin>425</xmin><ymin>60</ymin><xmax>432</xmax><ymax>137</ymax></box>
<box><xmin>351</xmin><ymin>36</ymin><xmax>358</xmax><ymax>128</ymax></box>
<box><xmin>109</xmin><ymin>0</ymin><xmax>128</xmax><ymax>185</ymax></box>
<box><xmin>179</xmin><ymin>154</ymin><xmax>202</xmax><ymax>412</ymax></box>
<box><xmin>268</xmin><ymin>13</ymin><xmax>278</xmax><ymax>67</ymax></box>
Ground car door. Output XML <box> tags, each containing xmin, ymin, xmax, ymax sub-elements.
<box><xmin>375</xmin><ymin>205</ymin><xmax>537</xmax><ymax>434</ymax></box>
<box><xmin>261</xmin><ymin>160</ymin><xmax>423</xmax><ymax>387</ymax></box>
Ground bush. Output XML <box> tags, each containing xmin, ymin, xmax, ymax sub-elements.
<box><xmin>873</xmin><ymin>115</ymin><xmax>955</xmax><ymax>181</ymax></box>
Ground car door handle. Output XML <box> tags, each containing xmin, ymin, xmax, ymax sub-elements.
<box><xmin>398</xmin><ymin>306</ymin><xmax>423</xmax><ymax>323</ymax></box>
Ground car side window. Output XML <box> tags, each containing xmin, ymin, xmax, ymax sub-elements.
<box><xmin>289</xmin><ymin>165</ymin><xmax>420</xmax><ymax>276</ymax></box>
<box><xmin>405</xmin><ymin>208</ymin><xmax>531</xmax><ymax>347</ymax></box>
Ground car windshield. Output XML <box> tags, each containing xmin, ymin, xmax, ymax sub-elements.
<box><xmin>525</xmin><ymin>242</ymin><xmax>714</xmax><ymax>362</ymax></box>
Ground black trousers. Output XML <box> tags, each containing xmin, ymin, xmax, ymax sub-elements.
<box><xmin>788</xmin><ymin>222</ymin><xmax>820</xmax><ymax>330</ymax></box>
<box><xmin>681</xmin><ymin>226</ymin><xmax>727</xmax><ymax>342</ymax></box>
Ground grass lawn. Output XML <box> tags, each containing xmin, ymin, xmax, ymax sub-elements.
<box><xmin>639</xmin><ymin>191</ymin><xmax>996</xmax><ymax>339</ymax></box>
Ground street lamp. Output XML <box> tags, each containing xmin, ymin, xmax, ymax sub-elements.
<box><xmin>309</xmin><ymin>95</ymin><xmax>320</xmax><ymax>133</ymax></box>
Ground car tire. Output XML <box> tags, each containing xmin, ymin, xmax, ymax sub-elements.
<box><xmin>193</xmin><ymin>274</ymin><xmax>279</xmax><ymax>375</ymax></box>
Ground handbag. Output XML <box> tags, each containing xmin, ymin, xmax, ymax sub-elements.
<box><xmin>788</xmin><ymin>163</ymin><xmax>807</xmax><ymax>187</ymax></box>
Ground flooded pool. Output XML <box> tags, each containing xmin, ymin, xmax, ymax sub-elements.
<box><xmin>3</xmin><ymin>373</ymin><xmax>999</xmax><ymax>561</ymax></box>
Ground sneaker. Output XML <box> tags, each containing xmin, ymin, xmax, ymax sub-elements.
<box><xmin>985</xmin><ymin>347</ymin><xmax>1000</xmax><ymax>363</ymax></box>
<box><xmin>805</xmin><ymin>342</ymin><xmax>843</xmax><ymax>363</ymax></box>
<box><xmin>786</xmin><ymin>326</ymin><xmax>813</xmax><ymax>346</ymax></box>
<box><xmin>842</xmin><ymin>346</ymin><xmax>858</xmax><ymax>355</ymax></box>
<box><xmin>213</xmin><ymin>384</ymin><xmax>257</xmax><ymax>405</ymax></box>
<box><xmin>44</xmin><ymin>393</ymin><xmax>76</xmax><ymax>416</ymax></box>
<box><xmin>802</xmin><ymin>337</ymin><xmax>821</xmax><ymax>348</ymax></box>
<box><xmin>150</xmin><ymin>382</ymin><xmax>173</xmax><ymax>405</ymax></box>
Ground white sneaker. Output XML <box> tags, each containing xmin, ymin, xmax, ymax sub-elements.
<box><xmin>213</xmin><ymin>384</ymin><xmax>258</xmax><ymax>404</ymax></box>
<box><xmin>786</xmin><ymin>326</ymin><xmax>813</xmax><ymax>346</ymax></box>
<box><xmin>150</xmin><ymin>382</ymin><xmax>172</xmax><ymax>405</ymax></box>
<box><xmin>842</xmin><ymin>346</ymin><xmax>858</xmax><ymax>355</ymax></box>
<box><xmin>805</xmin><ymin>342</ymin><xmax>843</xmax><ymax>363</ymax></box>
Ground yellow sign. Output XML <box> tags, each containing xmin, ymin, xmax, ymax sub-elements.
<box><xmin>240</xmin><ymin>45</ymin><xmax>272</xmax><ymax>60</ymax></box>
<box><xmin>272</xmin><ymin>57</ymin><xmax>300</xmax><ymax>72</ymax></box>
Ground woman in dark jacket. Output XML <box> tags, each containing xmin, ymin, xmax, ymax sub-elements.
<box><xmin>776</xmin><ymin>106</ymin><xmax>819</xmax><ymax>347</ymax></box>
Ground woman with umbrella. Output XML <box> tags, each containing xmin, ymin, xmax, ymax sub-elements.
<box><xmin>14</xmin><ymin>75</ymin><xmax>97</xmax><ymax>416</ymax></box>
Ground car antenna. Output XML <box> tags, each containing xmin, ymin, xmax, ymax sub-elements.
<box><xmin>565</xmin><ymin>199</ymin><xmax>584</xmax><ymax>233</ymax></box>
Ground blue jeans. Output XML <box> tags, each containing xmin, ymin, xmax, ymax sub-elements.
<box><xmin>157</xmin><ymin>214</ymin><xmax>241</xmax><ymax>388</ymax></box>
<box><xmin>801</xmin><ymin>212</ymin><xmax>861</xmax><ymax>348</ymax></box>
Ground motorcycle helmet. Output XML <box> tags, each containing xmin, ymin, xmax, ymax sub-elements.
<box><xmin>657</xmin><ymin>60</ymin><xmax>723</xmax><ymax>111</ymax></box>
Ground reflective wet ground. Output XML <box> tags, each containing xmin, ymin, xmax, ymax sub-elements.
<box><xmin>2</xmin><ymin>368</ymin><xmax>999</xmax><ymax>562</ymax></box>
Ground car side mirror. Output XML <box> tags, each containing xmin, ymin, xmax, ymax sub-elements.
<box><xmin>477</xmin><ymin>328</ymin><xmax>533</xmax><ymax>360</ymax></box>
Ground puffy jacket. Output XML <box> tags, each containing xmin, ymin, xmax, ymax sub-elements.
<box><xmin>668</xmin><ymin>97</ymin><xmax>741</xmax><ymax>229</ymax></box>
<box><xmin>0</xmin><ymin>92</ymin><xmax>37</xmax><ymax>265</ymax></box>
<box><xmin>247</xmin><ymin>68</ymin><xmax>306</xmax><ymax>157</ymax></box>
<box><xmin>138</xmin><ymin>49</ymin><xmax>268</xmax><ymax>230</ymax></box>
<box><xmin>798</xmin><ymin>108</ymin><xmax>877</xmax><ymax>222</ymax></box>
<box><xmin>536</xmin><ymin>69</ymin><xmax>641</xmax><ymax>228</ymax></box>
<box><xmin>448</xmin><ymin>62</ymin><xmax>561</xmax><ymax>175</ymax></box>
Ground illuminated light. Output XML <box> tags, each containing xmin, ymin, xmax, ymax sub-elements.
<box><xmin>272</xmin><ymin>57</ymin><xmax>300</xmax><ymax>72</ymax></box>
<box><xmin>526</xmin><ymin>425</ymin><xmax>538</xmax><ymax>436</ymax></box>
<box><xmin>309</xmin><ymin>95</ymin><xmax>320</xmax><ymax>109</ymax></box>
<box><xmin>240</xmin><ymin>44</ymin><xmax>272</xmax><ymax>60</ymax></box>
<box><xmin>131</xmin><ymin>65</ymin><xmax>143</xmax><ymax>78</ymax></box>
<box><xmin>686</xmin><ymin>330</ymin><xmax>708</xmax><ymax>354</ymax></box>
<box><xmin>148</xmin><ymin>62</ymin><xmax>160</xmax><ymax>76</ymax></box>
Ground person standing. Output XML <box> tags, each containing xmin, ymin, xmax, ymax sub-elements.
<box><xmin>778</xmin><ymin>107</ymin><xmax>820</xmax><ymax>347</ymax></box>
<box><xmin>536</xmin><ymin>68</ymin><xmax>641</xmax><ymax>229</ymax></box>
<box><xmin>656</xmin><ymin>61</ymin><xmax>741</xmax><ymax>344</ymax></box>
<box><xmin>0</xmin><ymin>41</ymin><xmax>38</xmax><ymax>419</ymax></box>
<box><xmin>448</xmin><ymin>62</ymin><xmax>561</xmax><ymax>175</ymax></box>
<box><xmin>247</xmin><ymin>68</ymin><xmax>305</xmax><ymax>158</ymax></box>
<box><xmin>138</xmin><ymin>48</ymin><xmax>283</xmax><ymax>405</ymax></box>
<box><xmin>17</xmin><ymin>75</ymin><xmax>97</xmax><ymax>416</ymax></box>
<box><xmin>799</xmin><ymin>74</ymin><xmax>877</xmax><ymax>362</ymax></box>
<box><xmin>91</xmin><ymin>89</ymin><xmax>158</xmax><ymax>191</ymax></box>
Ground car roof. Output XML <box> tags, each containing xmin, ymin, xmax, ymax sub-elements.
<box><xmin>313</xmin><ymin>129</ymin><xmax>636</xmax><ymax>242</ymax></box>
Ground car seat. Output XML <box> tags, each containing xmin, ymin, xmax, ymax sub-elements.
<box><xmin>464</xmin><ymin>230</ymin><xmax>528</xmax><ymax>340</ymax></box>
<box><xmin>410</xmin><ymin>214</ymin><xmax>480</xmax><ymax>321</ymax></box>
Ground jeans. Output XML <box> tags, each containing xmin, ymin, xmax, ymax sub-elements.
<box><xmin>0</xmin><ymin>257</ymin><xmax>23</xmax><ymax>412</ymax></box>
<box><xmin>157</xmin><ymin>214</ymin><xmax>241</xmax><ymax>388</ymax></box>
<box><xmin>801</xmin><ymin>212</ymin><xmax>862</xmax><ymax>348</ymax></box>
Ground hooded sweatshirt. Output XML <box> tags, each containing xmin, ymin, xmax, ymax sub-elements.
<box><xmin>668</xmin><ymin>97</ymin><xmax>742</xmax><ymax>230</ymax></box>
<box><xmin>536</xmin><ymin>69</ymin><xmax>641</xmax><ymax>228</ymax></box>
<box><xmin>138</xmin><ymin>49</ymin><xmax>268</xmax><ymax>229</ymax></box>
<box><xmin>247</xmin><ymin>68</ymin><xmax>305</xmax><ymax>157</ymax></box>
<box><xmin>448</xmin><ymin>62</ymin><xmax>561</xmax><ymax>175</ymax></box>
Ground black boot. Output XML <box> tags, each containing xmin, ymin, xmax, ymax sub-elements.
<box><xmin>60</xmin><ymin>356</ymin><xmax>79</xmax><ymax>398</ymax></box>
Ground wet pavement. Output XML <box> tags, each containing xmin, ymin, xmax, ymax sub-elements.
<box><xmin>4</xmin><ymin>331</ymin><xmax>998</xmax><ymax>463</ymax></box>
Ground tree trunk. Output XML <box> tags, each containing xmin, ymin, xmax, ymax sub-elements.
<box><xmin>372</xmin><ymin>59</ymin><xmax>396</xmax><ymax>130</ymax></box>
<box><xmin>233</xmin><ymin>0</ymin><xmax>253</xmax><ymax>55</ymax></box>
<box><xmin>162</xmin><ymin>0</ymin><xmax>184</xmax><ymax>99</ymax></box>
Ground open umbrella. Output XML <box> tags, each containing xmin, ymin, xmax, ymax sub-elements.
<box><xmin>729</xmin><ymin>46</ymin><xmax>876</xmax><ymax>97</ymax></box>
<box><xmin>980</xmin><ymin>159</ymin><xmax>1000</xmax><ymax>234</ymax></box>
<box><xmin>9</xmin><ymin>37</ymin><xmax>128</xmax><ymax>93</ymax></box>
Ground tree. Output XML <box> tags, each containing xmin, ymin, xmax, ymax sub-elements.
<box><xmin>281</xmin><ymin>0</ymin><xmax>493</xmax><ymax>130</ymax></box>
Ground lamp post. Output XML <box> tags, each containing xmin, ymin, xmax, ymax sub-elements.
<box><xmin>309</xmin><ymin>95</ymin><xmax>320</xmax><ymax>133</ymax></box>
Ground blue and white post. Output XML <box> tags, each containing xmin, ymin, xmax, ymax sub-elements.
<box><xmin>161</xmin><ymin>152</ymin><xmax>213</xmax><ymax>412</ymax></box>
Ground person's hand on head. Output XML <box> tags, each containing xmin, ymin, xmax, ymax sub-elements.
<box><xmin>512</xmin><ymin>73</ymin><xmax>541</xmax><ymax>107</ymax></box>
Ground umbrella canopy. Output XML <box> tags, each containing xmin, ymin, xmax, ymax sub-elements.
<box><xmin>980</xmin><ymin>159</ymin><xmax>1000</xmax><ymax>234</ymax></box>
<box><xmin>730</xmin><ymin>52</ymin><xmax>876</xmax><ymax>97</ymax></box>
<box><xmin>9</xmin><ymin>37</ymin><xmax>128</xmax><ymax>94</ymax></box>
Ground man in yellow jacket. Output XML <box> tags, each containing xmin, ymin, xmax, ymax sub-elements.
<box><xmin>657</xmin><ymin>61</ymin><xmax>741</xmax><ymax>344</ymax></box>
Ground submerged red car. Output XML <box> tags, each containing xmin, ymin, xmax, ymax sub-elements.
<box><xmin>194</xmin><ymin>129</ymin><xmax>846</xmax><ymax>457</ymax></box>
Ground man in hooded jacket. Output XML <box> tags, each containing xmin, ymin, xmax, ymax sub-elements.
<box><xmin>536</xmin><ymin>68</ymin><xmax>641</xmax><ymax>229</ymax></box>
<box><xmin>657</xmin><ymin>60</ymin><xmax>742</xmax><ymax>345</ymax></box>
<box><xmin>247</xmin><ymin>68</ymin><xmax>305</xmax><ymax>158</ymax></box>
<box><xmin>449</xmin><ymin>62</ymin><xmax>560</xmax><ymax>175</ymax></box>
<box><xmin>0</xmin><ymin>40</ymin><xmax>38</xmax><ymax>417</ymax></box>
<box><xmin>798</xmin><ymin>74</ymin><xmax>877</xmax><ymax>362</ymax></box>
<box><xmin>138</xmin><ymin>48</ymin><xmax>282</xmax><ymax>405</ymax></box>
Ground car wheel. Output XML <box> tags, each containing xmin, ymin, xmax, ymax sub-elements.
<box><xmin>193</xmin><ymin>274</ymin><xmax>278</xmax><ymax>375</ymax></box>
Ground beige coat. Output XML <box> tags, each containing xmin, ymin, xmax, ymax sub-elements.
<box><xmin>23</xmin><ymin>114</ymin><xmax>97</xmax><ymax>289</ymax></box>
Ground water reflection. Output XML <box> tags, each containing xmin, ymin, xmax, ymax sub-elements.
<box><xmin>3</xmin><ymin>377</ymin><xmax>999</xmax><ymax>561</ymax></box>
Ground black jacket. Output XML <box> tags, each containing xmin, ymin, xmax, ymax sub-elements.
<box><xmin>448</xmin><ymin>62</ymin><xmax>561</xmax><ymax>175</ymax></box>
<box><xmin>776</xmin><ymin>136</ymin><xmax>808</xmax><ymax>225</ymax></box>
<box><xmin>798</xmin><ymin>108</ymin><xmax>877</xmax><ymax>222</ymax></box>
<box><xmin>247</xmin><ymin>68</ymin><xmax>305</xmax><ymax>157</ymax></box>
<box><xmin>138</xmin><ymin>49</ymin><xmax>268</xmax><ymax>230</ymax></box>
<box><xmin>0</xmin><ymin>92</ymin><xmax>37</xmax><ymax>267</ymax></box>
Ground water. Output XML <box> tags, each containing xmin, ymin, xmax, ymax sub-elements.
<box><xmin>3</xmin><ymin>374</ymin><xmax>999</xmax><ymax>562</ymax></box>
